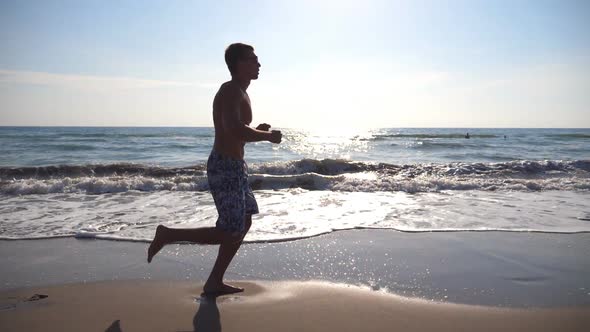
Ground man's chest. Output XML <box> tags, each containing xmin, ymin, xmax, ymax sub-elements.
<box><xmin>240</xmin><ymin>96</ymin><xmax>253</xmax><ymax>125</ymax></box>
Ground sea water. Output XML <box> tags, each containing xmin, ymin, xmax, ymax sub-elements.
<box><xmin>0</xmin><ymin>127</ymin><xmax>589</xmax><ymax>242</ymax></box>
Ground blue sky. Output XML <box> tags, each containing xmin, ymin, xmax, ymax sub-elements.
<box><xmin>1</xmin><ymin>0</ymin><xmax>589</xmax><ymax>128</ymax></box>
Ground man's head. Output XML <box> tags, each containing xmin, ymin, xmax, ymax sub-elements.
<box><xmin>225</xmin><ymin>43</ymin><xmax>260</xmax><ymax>80</ymax></box>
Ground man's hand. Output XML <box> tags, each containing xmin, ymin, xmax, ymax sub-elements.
<box><xmin>269</xmin><ymin>130</ymin><xmax>282</xmax><ymax>144</ymax></box>
<box><xmin>256</xmin><ymin>123</ymin><xmax>271</xmax><ymax>131</ymax></box>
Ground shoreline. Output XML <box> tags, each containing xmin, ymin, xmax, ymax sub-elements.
<box><xmin>2</xmin><ymin>226</ymin><xmax>590</xmax><ymax>243</ymax></box>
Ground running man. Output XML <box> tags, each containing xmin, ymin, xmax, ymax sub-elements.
<box><xmin>147</xmin><ymin>43</ymin><xmax>282</xmax><ymax>295</ymax></box>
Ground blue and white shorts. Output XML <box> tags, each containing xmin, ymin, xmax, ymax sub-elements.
<box><xmin>207</xmin><ymin>150</ymin><xmax>259</xmax><ymax>234</ymax></box>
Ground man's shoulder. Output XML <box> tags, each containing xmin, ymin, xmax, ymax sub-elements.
<box><xmin>218</xmin><ymin>81</ymin><xmax>242</xmax><ymax>96</ymax></box>
<box><xmin>214</xmin><ymin>81</ymin><xmax>243</xmax><ymax>110</ymax></box>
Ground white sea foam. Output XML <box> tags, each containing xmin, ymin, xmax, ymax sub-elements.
<box><xmin>1</xmin><ymin>190</ymin><xmax>589</xmax><ymax>242</ymax></box>
<box><xmin>1</xmin><ymin>127</ymin><xmax>589</xmax><ymax>243</ymax></box>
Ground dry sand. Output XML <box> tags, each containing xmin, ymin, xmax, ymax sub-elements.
<box><xmin>1</xmin><ymin>280</ymin><xmax>588</xmax><ymax>332</ymax></box>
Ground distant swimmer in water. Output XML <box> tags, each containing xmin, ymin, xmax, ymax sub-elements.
<box><xmin>504</xmin><ymin>135</ymin><xmax>507</xmax><ymax>140</ymax></box>
<box><xmin>465</xmin><ymin>133</ymin><xmax>470</xmax><ymax>139</ymax></box>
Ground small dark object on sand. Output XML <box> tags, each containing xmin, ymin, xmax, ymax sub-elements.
<box><xmin>25</xmin><ymin>294</ymin><xmax>48</xmax><ymax>302</ymax></box>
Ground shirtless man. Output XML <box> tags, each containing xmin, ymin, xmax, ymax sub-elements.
<box><xmin>147</xmin><ymin>43</ymin><xmax>282</xmax><ymax>295</ymax></box>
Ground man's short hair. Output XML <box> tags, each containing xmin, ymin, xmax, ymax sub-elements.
<box><xmin>225</xmin><ymin>43</ymin><xmax>254</xmax><ymax>76</ymax></box>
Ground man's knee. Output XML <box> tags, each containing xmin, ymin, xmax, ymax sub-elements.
<box><xmin>220</xmin><ymin>229</ymin><xmax>244</xmax><ymax>244</ymax></box>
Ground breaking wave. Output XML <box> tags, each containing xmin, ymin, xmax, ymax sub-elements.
<box><xmin>1</xmin><ymin>159</ymin><xmax>588</xmax><ymax>195</ymax></box>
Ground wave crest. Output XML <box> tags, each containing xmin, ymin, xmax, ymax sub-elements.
<box><xmin>0</xmin><ymin>163</ymin><xmax>206</xmax><ymax>180</ymax></box>
<box><xmin>1</xmin><ymin>159</ymin><xmax>588</xmax><ymax>195</ymax></box>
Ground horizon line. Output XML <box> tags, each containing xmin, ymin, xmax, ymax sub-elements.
<box><xmin>0</xmin><ymin>125</ymin><xmax>589</xmax><ymax>130</ymax></box>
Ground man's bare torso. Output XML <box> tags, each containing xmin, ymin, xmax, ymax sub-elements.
<box><xmin>212</xmin><ymin>81</ymin><xmax>253</xmax><ymax>160</ymax></box>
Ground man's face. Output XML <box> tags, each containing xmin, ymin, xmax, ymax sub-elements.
<box><xmin>238</xmin><ymin>50</ymin><xmax>261</xmax><ymax>80</ymax></box>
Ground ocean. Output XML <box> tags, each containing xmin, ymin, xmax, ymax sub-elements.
<box><xmin>1</xmin><ymin>126</ymin><xmax>589</xmax><ymax>242</ymax></box>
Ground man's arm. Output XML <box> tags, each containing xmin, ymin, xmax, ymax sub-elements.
<box><xmin>256</xmin><ymin>123</ymin><xmax>271</xmax><ymax>131</ymax></box>
<box><xmin>221</xmin><ymin>85</ymin><xmax>276</xmax><ymax>143</ymax></box>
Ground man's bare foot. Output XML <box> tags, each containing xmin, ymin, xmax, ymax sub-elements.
<box><xmin>203</xmin><ymin>282</ymin><xmax>244</xmax><ymax>296</ymax></box>
<box><xmin>147</xmin><ymin>225</ymin><xmax>169</xmax><ymax>263</ymax></box>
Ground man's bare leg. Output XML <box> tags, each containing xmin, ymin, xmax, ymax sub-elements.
<box><xmin>147</xmin><ymin>216</ymin><xmax>252</xmax><ymax>295</ymax></box>
<box><xmin>202</xmin><ymin>240</ymin><xmax>244</xmax><ymax>294</ymax></box>
<box><xmin>203</xmin><ymin>215</ymin><xmax>252</xmax><ymax>295</ymax></box>
<box><xmin>147</xmin><ymin>225</ymin><xmax>236</xmax><ymax>263</ymax></box>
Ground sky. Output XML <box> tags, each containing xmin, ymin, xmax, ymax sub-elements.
<box><xmin>0</xmin><ymin>0</ymin><xmax>589</xmax><ymax>128</ymax></box>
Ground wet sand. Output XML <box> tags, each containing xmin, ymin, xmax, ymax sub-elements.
<box><xmin>1</xmin><ymin>230</ymin><xmax>588</xmax><ymax>307</ymax></box>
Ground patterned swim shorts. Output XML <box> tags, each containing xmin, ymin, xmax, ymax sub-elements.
<box><xmin>207</xmin><ymin>150</ymin><xmax>259</xmax><ymax>234</ymax></box>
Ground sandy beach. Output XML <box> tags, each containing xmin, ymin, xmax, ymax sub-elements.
<box><xmin>1</xmin><ymin>280</ymin><xmax>589</xmax><ymax>332</ymax></box>
<box><xmin>1</xmin><ymin>230</ymin><xmax>589</xmax><ymax>331</ymax></box>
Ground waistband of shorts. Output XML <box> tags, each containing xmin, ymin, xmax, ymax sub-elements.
<box><xmin>209</xmin><ymin>149</ymin><xmax>246</xmax><ymax>164</ymax></box>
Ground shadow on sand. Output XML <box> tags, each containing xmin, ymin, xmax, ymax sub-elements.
<box><xmin>192</xmin><ymin>293</ymin><xmax>221</xmax><ymax>332</ymax></box>
<box><xmin>104</xmin><ymin>293</ymin><xmax>223</xmax><ymax>332</ymax></box>
<box><xmin>105</xmin><ymin>319</ymin><xmax>122</xmax><ymax>332</ymax></box>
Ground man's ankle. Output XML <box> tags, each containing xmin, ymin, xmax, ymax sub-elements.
<box><xmin>204</xmin><ymin>278</ymin><xmax>222</xmax><ymax>287</ymax></box>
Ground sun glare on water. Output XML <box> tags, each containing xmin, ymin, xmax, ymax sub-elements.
<box><xmin>281</xmin><ymin>127</ymin><xmax>379</xmax><ymax>160</ymax></box>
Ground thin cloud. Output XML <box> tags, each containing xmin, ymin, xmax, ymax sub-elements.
<box><xmin>0</xmin><ymin>69</ymin><xmax>215</xmax><ymax>91</ymax></box>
